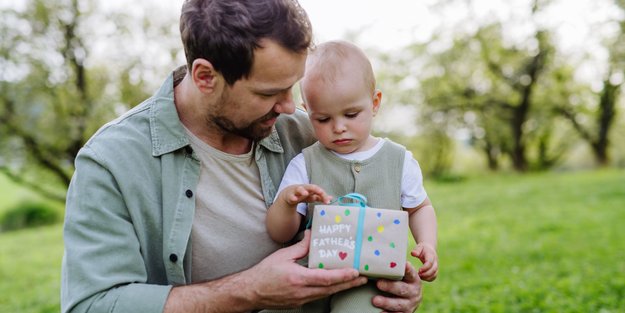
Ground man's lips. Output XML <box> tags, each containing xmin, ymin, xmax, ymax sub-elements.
<box><xmin>262</xmin><ymin>117</ymin><xmax>277</xmax><ymax>126</ymax></box>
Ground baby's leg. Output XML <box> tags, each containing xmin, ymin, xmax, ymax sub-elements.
<box><xmin>330</xmin><ymin>281</ymin><xmax>381</xmax><ymax>312</ymax></box>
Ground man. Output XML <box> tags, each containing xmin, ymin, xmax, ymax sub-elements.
<box><xmin>61</xmin><ymin>0</ymin><xmax>422</xmax><ymax>312</ymax></box>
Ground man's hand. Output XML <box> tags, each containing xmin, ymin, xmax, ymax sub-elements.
<box><xmin>372</xmin><ymin>262</ymin><xmax>423</xmax><ymax>313</ymax></box>
<box><xmin>245</xmin><ymin>230</ymin><xmax>368</xmax><ymax>309</ymax></box>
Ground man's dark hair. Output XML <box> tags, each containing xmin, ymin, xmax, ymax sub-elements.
<box><xmin>180</xmin><ymin>0</ymin><xmax>312</xmax><ymax>85</ymax></box>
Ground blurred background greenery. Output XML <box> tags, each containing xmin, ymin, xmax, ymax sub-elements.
<box><xmin>1</xmin><ymin>0</ymin><xmax>624</xmax><ymax>312</ymax></box>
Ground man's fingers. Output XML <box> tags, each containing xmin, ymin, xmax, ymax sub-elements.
<box><xmin>301</xmin><ymin>267</ymin><xmax>362</xmax><ymax>287</ymax></box>
<box><xmin>403</xmin><ymin>262</ymin><xmax>419</xmax><ymax>283</ymax></box>
<box><xmin>372</xmin><ymin>295</ymin><xmax>412</xmax><ymax>313</ymax></box>
<box><xmin>273</xmin><ymin>229</ymin><xmax>311</xmax><ymax>260</ymax></box>
<box><xmin>303</xmin><ymin>274</ymin><xmax>367</xmax><ymax>296</ymax></box>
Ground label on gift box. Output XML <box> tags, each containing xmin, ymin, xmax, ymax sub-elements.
<box><xmin>308</xmin><ymin>194</ymin><xmax>409</xmax><ymax>280</ymax></box>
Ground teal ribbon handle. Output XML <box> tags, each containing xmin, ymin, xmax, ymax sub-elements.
<box><xmin>337</xmin><ymin>193</ymin><xmax>368</xmax><ymax>207</ymax></box>
<box><xmin>335</xmin><ymin>193</ymin><xmax>367</xmax><ymax>271</ymax></box>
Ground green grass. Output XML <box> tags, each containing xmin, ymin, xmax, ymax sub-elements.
<box><xmin>0</xmin><ymin>224</ymin><xmax>63</xmax><ymax>313</ymax></box>
<box><xmin>413</xmin><ymin>169</ymin><xmax>625</xmax><ymax>312</ymax></box>
<box><xmin>0</xmin><ymin>169</ymin><xmax>624</xmax><ymax>312</ymax></box>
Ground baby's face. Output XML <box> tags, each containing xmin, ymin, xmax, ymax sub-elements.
<box><xmin>303</xmin><ymin>77</ymin><xmax>380</xmax><ymax>154</ymax></box>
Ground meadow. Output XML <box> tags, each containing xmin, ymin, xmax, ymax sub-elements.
<box><xmin>0</xmin><ymin>169</ymin><xmax>624</xmax><ymax>313</ymax></box>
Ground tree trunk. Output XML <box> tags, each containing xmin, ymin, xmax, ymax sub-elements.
<box><xmin>593</xmin><ymin>79</ymin><xmax>620</xmax><ymax>166</ymax></box>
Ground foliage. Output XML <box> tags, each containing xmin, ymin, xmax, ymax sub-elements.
<box><xmin>0</xmin><ymin>201</ymin><xmax>59</xmax><ymax>232</ymax></box>
<box><xmin>0</xmin><ymin>0</ymin><xmax>179</xmax><ymax>202</ymax></box>
<box><xmin>553</xmin><ymin>4</ymin><xmax>625</xmax><ymax>167</ymax></box>
<box><xmin>373</xmin><ymin>0</ymin><xmax>625</xmax><ymax>172</ymax></box>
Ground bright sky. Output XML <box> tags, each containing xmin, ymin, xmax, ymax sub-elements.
<box><xmin>4</xmin><ymin>0</ymin><xmax>621</xmax><ymax>135</ymax></box>
<box><xmin>147</xmin><ymin>0</ymin><xmax>622</xmax><ymax>55</ymax></box>
<box><xmin>4</xmin><ymin>0</ymin><xmax>620</xmax><ymax>58</ymax></box>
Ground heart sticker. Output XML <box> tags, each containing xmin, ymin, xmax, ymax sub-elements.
<box><xmin>339</xmin><ymin>251</ymin><xmax>348</xmax><ymax>260</ymax></box>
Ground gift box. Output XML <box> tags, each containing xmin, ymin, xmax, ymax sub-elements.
<box><xmin>308</xmin><ymin>194</ymin><xmax>409</xmax><ymax>280</ymax></box>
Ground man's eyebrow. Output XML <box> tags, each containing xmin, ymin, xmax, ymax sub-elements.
<box><xmin>254</xmin><ymin>85</ymin><xmax>293</xmax><ymax>94</ymax></box>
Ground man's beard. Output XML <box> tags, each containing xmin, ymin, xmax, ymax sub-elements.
<box><xmin>211</xmin><ymin>110</ymin><xmax>278</xmax><ymax>142</ymax></box>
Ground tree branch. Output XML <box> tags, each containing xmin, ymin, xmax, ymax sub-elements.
<box><xmin>0</xmin><ymin>166</ymin><xmax>66</xmax><ymax>203</ymax></box>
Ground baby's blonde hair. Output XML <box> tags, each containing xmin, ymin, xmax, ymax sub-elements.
<box><xmin>302</xmin><ymin>40</ymin><xmax>376</xmax><ymax>96</ymax></box>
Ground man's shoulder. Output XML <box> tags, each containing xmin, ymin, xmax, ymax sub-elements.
<box><xmin>275</xmin><ymin>108</ymin><xmax>309</xmax><ymax>128</ymax></box>
<box><xmin>275</xmin><ymin>108</ymin><xmax>315</xmax><ymax>144</ymax></box>
<box><xmin>83</xmin><ymin>99</ymin><xmax>154</xmax><ymax>157</ymax></box>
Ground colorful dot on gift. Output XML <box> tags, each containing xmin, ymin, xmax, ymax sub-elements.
<box><xmin>335</xmin><ymin>215</ymin><xmax>342</xmax><ymax>223</ymax></box>
<box><xmin>389</xmin><ymin>242</ymin><xmax>396</xmax><ymax>248</ymax></box>
<box><xmin>376</xmin><ymin>212</ymin><xmax>382</xmax><ymax>218</ymax></box>
<box><xmin>377</xmin><ymin>225</ymin><xmax>384</xmax><ymax>233</ymax></box>
<box><xmin>374</xmin><ymin>250</ymin><xmax>380</xmax><ymax>256</ymax></box>
<box><xmin>364</xmin><ymin>264</ymin><xmax>369</xmax><ymax>271</ymax></box>
<box><xmin>344</xmin><ymin>209</ymin><xmax>351</xmax><ymax>216</ymax></box>
<box><xmin>367</xmin><ymin>236</ymin><xmax>373</xmax><ymax>242</ymax></box>
<box><xmin>318</xmin><ymin>263</ymin><xmax>324</xmax><ymax>269</ymax></box>
<box><xmin>320</xmin><ymin>210</ymin><xmax>326</xmax><ymax>216</ymax></box>
<box><xmin>390</xmin><ymin>262</ymin><xmax>397</xmax><ymax>268</ymax></box>
<box><xmin>393</xmin><ymin>219</ymin><xmax>400</xmax><ymax>225</ymax></box>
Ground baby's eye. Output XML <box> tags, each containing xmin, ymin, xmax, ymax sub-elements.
<box><xmin>345</xmin><ymin>112</ymin><xmax>359</xmax><ymax>119</ymax></box>
<box><xmin>316</xmin><ymin>117</ymin><xmax>330</xmax><ymax>123</ymax></box>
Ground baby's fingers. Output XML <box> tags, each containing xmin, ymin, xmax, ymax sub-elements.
<box><xmin>419</xmin><ymin>265</ymin><xmax>438</xmax><ymax>282</ymax></box>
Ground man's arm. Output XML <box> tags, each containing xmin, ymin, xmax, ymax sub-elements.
<box><xmin>164</xmin><ymin>230</ymin><xmax>367</xmax><ymax>312</ymax></box>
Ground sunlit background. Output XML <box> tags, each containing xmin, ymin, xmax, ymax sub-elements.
<box><xmin>1</xmin><ymin>1</ymin><xmax>624</xmax><ymax>312</ymax></box>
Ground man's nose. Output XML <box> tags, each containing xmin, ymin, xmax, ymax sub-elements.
<box><xmin>274</xmin><ymin>91</ymin><xmax>295</xmax><ymax>114</ymax></box>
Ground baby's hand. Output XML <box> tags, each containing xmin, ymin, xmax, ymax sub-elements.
<box><xmin>281</xmin><ymin>184</ymin><xmax>332</xmax><ymax>206</ymax></box>
<box><xmin>411</xmin><ymin>243</ymin><xmax>438</xmax><ymax>282</ymax></box>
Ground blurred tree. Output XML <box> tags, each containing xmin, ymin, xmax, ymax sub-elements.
<box><xmin>414</xmin><ymin>23</ymin><xmax>558</xmax><ymax>172</ymax></box>
<box><xmin>553</xmin><ymin>0</ymin><xmax>625</xmax><ymax>166</ymax></box>
<box><xmin>373</xmin><ymin>44</ymin><xmax>458</xmax><ymax>177</ymax></box>
<box><xmin>0</xmin><ymin>0</ymin><xmax>179</xmax><ymax>201</ymax></box>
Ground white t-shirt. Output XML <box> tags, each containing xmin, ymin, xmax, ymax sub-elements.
<box><xmin>276</xmin><ymin>139</ymin><xmax>428</xmax><ymax>215</ymax></box>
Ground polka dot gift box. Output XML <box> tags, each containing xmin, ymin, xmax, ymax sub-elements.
<box><xmin>308</xmin><ymin>193</ymin><xmax>409</xmax><ymax>280</ymax></box>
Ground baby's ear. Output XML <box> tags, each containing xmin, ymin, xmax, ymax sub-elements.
<box><xmin>372</xmin><ymin>89</ymin><xmax>382</xmax><ymax>115</ymax></box>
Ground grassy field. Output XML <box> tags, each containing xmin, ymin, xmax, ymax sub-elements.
<box><xmin>0</xmin><ymin>169</ymin><xmax>624</xmax><ymax>312</ymax></box>
<box><xmin>418</xmin><ymin>169</ymin><xmax>625</xmax><ymax>313</ymax></box>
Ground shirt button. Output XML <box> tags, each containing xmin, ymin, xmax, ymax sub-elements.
<box><xmin>354</xmin><ymin>164</ymin><xmax>362</xmax><ymax>173</ymax></box>
<box><xmin>185</xmin><ymin>189</ymin><xmax>193</xmax><ymax>198</ymax></box>
<box><xmin>169</xmin><ymin>253</ymin><xmax>178</xmax><ymax>263</ymax></box>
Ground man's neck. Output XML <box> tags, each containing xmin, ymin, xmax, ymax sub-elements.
<box><xmin>174</xmin><ymin>73</ymin><xmax>253</xmax><ymax>155</ymax></box>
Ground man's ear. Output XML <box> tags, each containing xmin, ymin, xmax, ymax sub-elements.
<box><xmin>372</xmin><ymin>89</ymin><xmax>382</xmax><ymax>116</ymax></box>
<box><xmin>191</xmin><ymin>58</ymin><xmax>220</xmax><ymax>93</ymax></box>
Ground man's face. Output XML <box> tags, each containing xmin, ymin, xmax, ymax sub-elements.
<box><xmin>207</xmin><ymin>39</ymin><xmax>307</xmax><ymax>141</ymax></box>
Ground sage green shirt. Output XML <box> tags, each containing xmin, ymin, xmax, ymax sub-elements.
<box><xmin>61</xmin><ymin>67</ymin><xmax>315</xmax><ymax>313</ymax></box>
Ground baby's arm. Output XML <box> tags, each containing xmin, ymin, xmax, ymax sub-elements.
<box><xmin>405</xmin><ymin>197</ymin><xmax>438</xmax><ymax>281</ymax></box>
<box><xmin>266</xmin><ymin>184</ymin><xmax>332</xmax><ymax>243</ymax></box>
